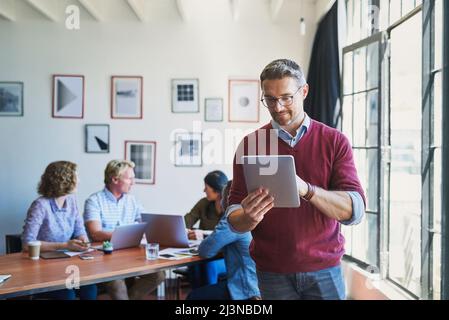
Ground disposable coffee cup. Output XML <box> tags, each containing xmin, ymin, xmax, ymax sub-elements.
<box><xmin>27</xmin><ymin>241</ymin><xmax>41</xmax><ymax>260</ymax></box>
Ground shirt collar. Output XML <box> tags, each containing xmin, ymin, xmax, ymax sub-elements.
<box><xmin>271</xmin><ymin>113</ymin><xmax>310</xmax><ymax>140</ymax></box>
<box><xmin>49</xmin><ymin>197</ymin><xmax>68</xmax><ymax>213</ymax></box>
<box><xmin>103</xmin><ymin>187</ymin><xmax>124</xmax><ymax>203</ymax></box>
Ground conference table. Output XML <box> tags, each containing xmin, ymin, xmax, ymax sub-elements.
<box><xmin>0</xmin><ymin>245</ymin><xmax>216</xmax><ymax>299</ymax></box>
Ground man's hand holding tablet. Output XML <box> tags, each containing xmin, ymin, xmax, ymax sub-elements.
<box><xmin>234</xmin><ymin>188</ymin><xmax>274</xmax><ymax>232</ymax></box>
<box><xmin>242</xmin><ymin>155</ymin><xmax>301</xmax><ymax>208</ymax></box>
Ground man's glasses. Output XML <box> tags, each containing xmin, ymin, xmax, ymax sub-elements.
<box><xmin>261</xmin><ymin>86</ymin><xmax>303</xmax><ymax>109</ymax></box>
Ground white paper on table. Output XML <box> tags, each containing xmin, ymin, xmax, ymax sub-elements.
<box><xmin>188</xmin><ymin>239</ymin><xmax>202</xmax><ymax>247</ymax></box>
<box><xmin>158</xmin><ymin>248</ymin><xmax>197</xmax><ymax>260</ymax></box>
<box><xmin>63</xmin><ymin>248</ymin><xmax>94</xmax><ymax>257</ymax></box>
<box><xmin>0</xmin><ymin>275</ymin><xmax>12</xmax><ymax>284</ymax></box>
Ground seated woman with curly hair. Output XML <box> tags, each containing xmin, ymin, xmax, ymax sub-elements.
<box><xmin>22</xmin><ymin>161</ymin><xmax>97</xmax><ymax>300</ymax></box>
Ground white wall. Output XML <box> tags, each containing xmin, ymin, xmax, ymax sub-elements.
<box><xmin>315</xmin><ymin>0</ymin><xmax>335</xmax><ymax>22</ymax></box>
<box><xmin>0</xmin><ymin>0</ymin><xmax>318</xmax><ymax>254</ymax></box>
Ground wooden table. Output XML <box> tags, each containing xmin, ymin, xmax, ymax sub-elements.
<box><xmin>0</xmin><ymin>246</ymin><xmax>213</xmax><ymax>299</ymax></box>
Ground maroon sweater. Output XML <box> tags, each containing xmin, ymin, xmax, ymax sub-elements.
<box><xmin>228</xmin><ymin>119</ymin><xmax>366</xmax><ymax>273</ymax></box>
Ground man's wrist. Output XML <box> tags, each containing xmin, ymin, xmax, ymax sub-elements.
<box><xmin>301</xmin><ymin>182</ymin><xmax>316</xmax><ymax>201</ymax></box>
<box><xmin>297</xmin><ymin>176</ymin><xmax>309</xmax><ymax>197</ymax></box>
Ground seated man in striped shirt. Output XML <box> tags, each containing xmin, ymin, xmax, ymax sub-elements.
<box><xmin>84</xmin><ymin>160</ymin><xmax>165</xmax><ymax>300</ymax></box>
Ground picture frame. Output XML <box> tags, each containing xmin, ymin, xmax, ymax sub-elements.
<box><xmin>124</xmin><ymin>141</ymin><xmax>156</xmax><ymax>185</ymax></box>
<box><xmin>85</xmin><ymin>124</ymin><xmax>110</xmax><ymax>154</ymax></box>
<box><xmin>52</xmin><ymin>75</ymin><xmax>85</xmax><ymax>119</ymax></box>
<box><xmin>174</xmin><ymin>132</ymin><xmax>202</xmax><ymax>167</ymax></box>
<box><xmin>0</xmin><ymin>82</ymin><xmax>23</xmax><ymax>117</ymax></box>
<box><xmin>204</xmin><ymin>98</ymin><xmax>223</xmax><ymax>122</ymax></box>
<box><xmin>111</xmin><ymin>76</ymin><xmax>143</xmax><ymax>119</ymax></box>
<box><xmin>171</xmin><ymin>79</ymin><xmax>199</xmax><ymax>113</ymax></box>
<box><xmin>228</xmin><ymin>79</ymin><xmax>260</xmax><ymax>123</ymax></box>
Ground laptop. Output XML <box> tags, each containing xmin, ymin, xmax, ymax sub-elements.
<box><xmin>94</xmin><ymin>223</ymin><xmax>147</xmax><ymax>250</ymax></box>
<box><xmin>141</xmin><ymin>213</ymin><xmax>191</xmax><ymax>248</ymax></box>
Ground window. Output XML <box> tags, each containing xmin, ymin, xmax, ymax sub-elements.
<box><xmin>342</xmin><ymin>0</ymin><xmax>443</xmax><ymax>299</ymax></box>
<box><xmin>430</xmin><ymin>0</ymin><xmax>443</xmax><ymax>300</ymax></box>
<box><xmin>341</xmin><ymin>35</ymin><xmax>381</xmax><ymax>268</ymax></box>
<box><xmin>388</xmin><ymin>12</ymin><xmax>422</xmax><ymax>296</ymax></box>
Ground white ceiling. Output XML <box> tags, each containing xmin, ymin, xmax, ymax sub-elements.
<box><xmin>0</xmin><ymin>0</ymin><xmax>320</xmax><ymax>23</ymax></box>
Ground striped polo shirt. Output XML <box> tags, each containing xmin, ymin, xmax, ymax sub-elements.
<box><xmin>83</xmin><ymin>188</ymin><xmax>145</xmax><ymax>232</ymax></box>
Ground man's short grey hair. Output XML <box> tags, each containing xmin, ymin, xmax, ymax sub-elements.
<box><xmin>260</xmin><ymin>59</ymin><xmax>307</xmax><ymax>87</ymax></box>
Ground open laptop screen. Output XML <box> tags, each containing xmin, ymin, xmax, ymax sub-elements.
<box><xmin>142</xmin><ymin>213</ymin><xmax>190</xmax><ymax>248</ymax></box>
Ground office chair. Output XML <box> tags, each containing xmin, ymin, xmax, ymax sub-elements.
<box><xmin>5</xmin><ymin>234</ymin><xmax>22</xmax><ymax>254</ymax></box>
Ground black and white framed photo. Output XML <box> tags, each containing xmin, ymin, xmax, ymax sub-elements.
<box><xmin>171</xmin><ymin>79</ymin><xmax>199</xmax><ymax>113</ymax></box>
<box><xmin>111</xmin><ymin>76</ymin><xmax>143</xmax><ymax>119</ymax></box>
<box><xmin>125</xmin><ymin>141</ymin><xmax>156</xmax><ymax>184</ymax></box>
<box><xmin>0</xmin><ymin>82</ymin><xmax>23</xmax><ymax>117</ymax></box>
<box><xmin>228</xmin><ymin>79</ymin><xmax>260</xmax><ymax>123</ymax></box>
<box><xmin>85</xmin><ymin>124</ymin><xmax>110</xmax><ymax>153</ymax></box>
<box><xmin>52</xmin><ymin>75</ymin><xmax>84</xmax><ymax>119</ymax></box>
<box><xmin>175</xmin><ymin>132</ymin><xmax>202</xmax><ymax>167</ymax></box>
<box><xmin>205</xmin><ymin>98</ymin><xmax>223</xmax><ymax>122</ymax></box>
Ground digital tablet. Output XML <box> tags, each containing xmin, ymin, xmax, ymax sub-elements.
<box><xmin>242</xmin><ymin>155</ymin><xmax>300</xmax><ymax>208</ymax></box>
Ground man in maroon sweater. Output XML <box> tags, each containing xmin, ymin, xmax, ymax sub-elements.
<box><xmin>227</xmin><ymin>59</ymin><xmax>366</xmax><ymax>300</ymax></box>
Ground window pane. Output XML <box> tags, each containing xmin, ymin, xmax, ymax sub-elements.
<box><xmin>390</xmin><ymin>0</ymin><xmax>401</xmax><ymax>24</ymax></box>
<box><xmin>346</xmin><ymin>0</ymin><xmax>355</xmax><ymax>45</ymax></box>
<box><xmin>367</xmin><ymin>42</ymin><xmax>379</xmax><ymax>90</ymax></box>
<box><xmin>361</xmin><ymin>0</ymin><xmax>370</xmax><ymax>38</ymax></box>
<box><xmin>353</xmin><ymin>0</ymin><xmax>362</xmax><ymax>42</ymax></box>
<box><xmin>389</xmin><ymin>12</ymin><xmax>422</xmax><ymax>296</ymax></box>
<box><xmin>367</xmin><ymin>150</ymin><xmax>379</xmax><ymax>212</ymax></box>
<box><xmin>343</xmin><ymin>52</ymin><xmax>354</xmax><ymax>95</ymax></box>
<box><xmin>367</xmin><ymin>90</ymin><xmax>379</xmax><ymax>147</ymax></box>
<box><xmin>435</xmin><ymin>0</ymin><xmax>443</xmax><ymax>70</ymax></box>
<box><xmin>353</xmin><ymin>93</ymin><xmax>367</xmax><ymax>147</ymax></box>
<box><xmin>342</xmin><ymin>95</ymin><xmax>354</xmax><ymax>144</ymax></box>
<box><xmin>433</xmin><ymin>233</ymin><xmax>441</xmax><ymax>300</ymax></box>
<box><xmin>379</xmin><ymin>0</ymin><xmax>389</xmax><ymax>30</ymax></box>
<box><xmin>433</xmin><ymin>148</ymin><xmax>442</xmax><ymax>235</ymax></box>
<box><xmin>342</xmin><ymin>225</ymin><xmax>353</xmax><ymax>256</ymax></box>
<box><xmin>433</xmin><ymin>72</ymin><xmax>442</xmax><ymax>147</ymax></box>
<box><xmin>401</xmin><ymin>0</ymin><xmax>416</xmax><ymax>16</ymax></box>
<box><xmin>351</xmin><ymin>212</ymin><xmax>378</xmax><ymax>266</ymax></box>
<box><xmin>354</xmin><ymin>149</ymin><xmax>367</xmax><ymax>196</ymax></box>
<box><xmin>354</xmin><ymin>47</ymin><xmax>367</xmax><ymax>93</ymax></box>
<box><xmin>433</xmin><ymin>148</ymin><xmax>442</xmax><ymax>299</ymax></box>
<box><xmin>354</xmin><ymin>148</ymin><xmax>379</xmax><ymax>212</ymax></box>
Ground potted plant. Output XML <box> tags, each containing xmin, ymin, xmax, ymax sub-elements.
<box><xmin>102</xmin><ymin>241</ymin><xmax>113</xmax><ymax>254</ymax></box>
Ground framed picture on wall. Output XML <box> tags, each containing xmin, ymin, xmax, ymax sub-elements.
<box><xmin>85</xmin><ymin>124</ymin><xmax>110</xmax><ymax>153</ymax></box>
<box><xmin>125</xmin><ymin>141</ymin><xmax>156</xmax><ymax>184</ymax></box>
<box><xmin>0</xmin><ymin>82</ymin><xmax>23</xmax><ymax>117</ymax></box>
<box><xmin>111</xmin><ymin>76</ymin><xmax>143</xmax><ymax>119</ymax></box>
<box><xmin>205</xmin><ymin>98</ymin><xmax>223</xmax><ymax>122</ymax></box>
<box><xmin>52</xmin><ymin>75</ymin><xmax>85</xmax><ymax>119</ymax></box>
<box><xmin>171</xmin><ymin>79</ymin><xmax>199</xmax><ymax>113</ymax></box>
<box><xmin>228</xmin><ymin>79</ymin><xmax>260</xmax><ymax>123</ymax></box>
<box><xmin>174</xmin><ymin>132</ymin><xmax>202</xmax><ymax>167</ymax></box>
